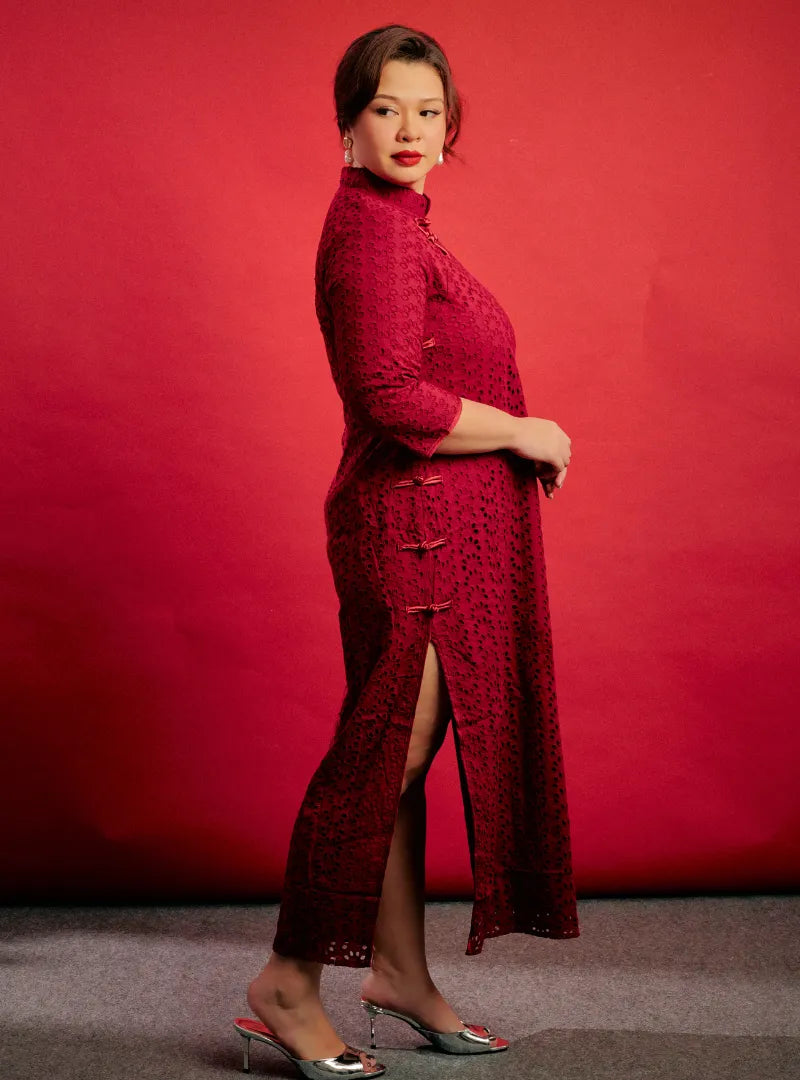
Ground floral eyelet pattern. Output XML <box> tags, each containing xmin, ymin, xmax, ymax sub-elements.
<box><xmin>272</xmin><ymin>166</ymin><xmax>579</xmax><ymax>966</ymax></box>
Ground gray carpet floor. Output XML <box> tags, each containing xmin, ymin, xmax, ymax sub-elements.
<box><xmin>1</xmin><ymin>895</ymin><xmax>797</xmax><ymax>1079</ymax></box>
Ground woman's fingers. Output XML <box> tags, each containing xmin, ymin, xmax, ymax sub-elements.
<box><xmin>541</xmin><ymin>466</ymin><xmax>567</xmax><ymax>499</ymax></box>
<box><xmin>533</xmin><ymin>459</ymin><xmax>568</xmax><ymax>499</ymax></box>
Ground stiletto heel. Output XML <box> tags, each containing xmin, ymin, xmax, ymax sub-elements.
<box><xmin>362</xmin><ymin>1001</ymin><xmax>380</xmax><ymax>1049</ymax></box>
<box><xmin>359</xmin><ymin>998</ymin><xmax>509</xmax><ymax>1055</ymax></box>
<box><xmin>233</xmin><ymin>1017</ymin><xmax>387</xmax><ymax>1077</ymax></box>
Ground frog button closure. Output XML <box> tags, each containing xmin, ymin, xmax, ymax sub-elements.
<box><xmin>416</xmin><ymin>216</ymin><xmax>450</xmax><ymax>256</ymax></box>
<box><xmin>391</xmin><ymin>403</ymin><xmax>450</xmax><ymax>613</ymax></box>
<box><xmin>397</xmin><ymin>536</ymin><xmax>448</xmax><ymax>553</ymax></box>
<box><xmin>392</xmin><ymin>473</ymin><xmax>443</xmax><ymax>488</ymax></box>
<box><xmin>405</xmin><ymin>600</ymin><xmax>453</xmax><ymax>615</ymax></box>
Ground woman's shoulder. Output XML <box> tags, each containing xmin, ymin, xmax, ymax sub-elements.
<box><xmin>321</xmin><ymin>185</ymin><xmax>425</xmax><ymax>246</ymax></box>
<box><xmin>316</xmin><ymin>186</ymin><xmax>432</xmax><ymax>289</ymax></box>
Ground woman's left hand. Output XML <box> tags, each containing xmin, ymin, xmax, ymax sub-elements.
<box><xmin>534</xmin><ymin>461</ymin><xmax>568</xmax><ymax>500</ymax></box>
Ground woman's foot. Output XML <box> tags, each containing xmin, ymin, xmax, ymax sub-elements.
<box><xmin>246</xmin><ymin>956</ymin><xmax>349</xmax><ymax>1062</ymax></box>
<box><xmin>360</xmin><ymin>967</ymin><xmax>464</xmax><ymax>1033</ymax></box>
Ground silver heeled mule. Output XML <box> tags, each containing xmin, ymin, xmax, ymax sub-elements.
<box><xmin>359</xmin><ymin>998</ymin><xmax>510</xmax><ymax>1055</ymax></box>
<box><xmin>233</xmin><ymin>1017</ymin><xmax>387</xmax><ymax>1077</ymax></box>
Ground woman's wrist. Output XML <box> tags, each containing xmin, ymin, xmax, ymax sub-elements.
<box><xmin>504</xmin><ymin>414</ymin><xmax>524</xmax><ymax>454</ymax></box>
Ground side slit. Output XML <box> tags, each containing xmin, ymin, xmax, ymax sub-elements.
<box><xmin>429</xmin><ymin>633</ymin><xmax>478</xmax><ymax>887</ymax></box>
<box><xmin>374</xmin><ymin>624</ymin><xmax>435</xmax><ymax>903</ymax></box>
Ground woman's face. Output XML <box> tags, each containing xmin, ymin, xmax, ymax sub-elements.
<box><xmin>346</xmin><ymin>59</ymin><xmax>447</xmax><ymax>194</ymax></box>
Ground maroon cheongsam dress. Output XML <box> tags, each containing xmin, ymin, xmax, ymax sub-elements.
<box><xmin>272</xmin><ymin>165</ymin><xmax>580</xmax><ymax>966</ymax></box>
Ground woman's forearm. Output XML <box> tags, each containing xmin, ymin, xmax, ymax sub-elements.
<box><xmin>434</xmin><ymin>397</ymin><xmax>521</xmax><ymax>455</ymax></box>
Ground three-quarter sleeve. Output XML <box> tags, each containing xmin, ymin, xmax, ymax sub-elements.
<box><xmin>322</xmin><ymin>201</ymin><xmax>463</xmax><ymax>458</ymax></box>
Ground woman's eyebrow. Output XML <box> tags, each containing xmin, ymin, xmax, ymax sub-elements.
<box><xmin>372</xmin><ymin>94</ymin><xmax>445</xmax><ymax>104</ymax></box>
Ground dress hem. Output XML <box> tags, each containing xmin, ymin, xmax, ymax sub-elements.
<box><xmin>271</xmin><ymin>869</ymin><xmax>580</xmax><ymax>968</ymax></box>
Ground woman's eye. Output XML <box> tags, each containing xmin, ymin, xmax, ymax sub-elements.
<box><xmin>374</xmin><ymin>107</ymin><xmax>442</xmax><ymax>117</ymax></box>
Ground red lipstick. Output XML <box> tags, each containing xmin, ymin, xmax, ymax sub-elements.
<box><xmin>392</xmin><ymin>151</ymin><xmax>423</xmax><ymax>167</ymax></box>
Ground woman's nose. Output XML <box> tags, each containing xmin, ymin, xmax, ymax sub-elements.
<box><xmin>399</xmin><ymin>121</ymin><xmax>421</xmax><ymax>141</ymax></box>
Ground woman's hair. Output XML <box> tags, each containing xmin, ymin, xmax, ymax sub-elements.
<box><xmin>333</xmin><ymin>25</ymin><xmax>464</xmax><ymax>163</ymax></box>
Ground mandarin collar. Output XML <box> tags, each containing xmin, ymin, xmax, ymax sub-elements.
<box><xmin>338</xmin><ymin>165</ymin><xmax>431</xmax><ymax>218</ymax></box>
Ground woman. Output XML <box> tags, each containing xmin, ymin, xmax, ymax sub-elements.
<box><xmin>234</xmin><ymin>24</ymin><xmax>578</xmax><ymax>1079</ymax></box>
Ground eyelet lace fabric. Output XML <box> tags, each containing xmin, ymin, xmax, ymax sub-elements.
<box><xmin>272</xmin><ymin>165</ymin><xmax>579</xmax><ymax>966</ymax></box>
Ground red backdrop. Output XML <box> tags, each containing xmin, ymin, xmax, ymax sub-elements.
<box><xmin>2</xmin><ymin>1</ymin><xmax>798</xmax><ymax>902</ymax></box>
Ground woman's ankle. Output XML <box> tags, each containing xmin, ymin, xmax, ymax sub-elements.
<box><xmin>365</xmin><ymin>957</ymin><xmax>434</xmax><ymax>991</ymax></box>
<box><xmin>251</xmin><ymin>951</ymin><xmax>323</xmax><ymax>1001</ymax></box>
<box><xmin>269</xmin><ymin>949</ymin><xmax>323</xmax><ymax>977</ymax></box>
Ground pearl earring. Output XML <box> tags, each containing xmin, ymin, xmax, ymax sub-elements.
<box><xmin>342</xmin><ymin>136</ymin><xmax>363</xmax><ymax>168</ymax></box>
<box><xmin>437</xmin><ymin>151</ymin><xmax>444</xmax><ymax>165</ymax></box>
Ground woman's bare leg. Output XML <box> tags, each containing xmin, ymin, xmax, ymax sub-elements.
<box><xmin>245</xmin><ymin>952</ymin><xmax>349</xmax><ymax>1060</ymax></box>
<box><xmin>247</xmin><ymin>641</ymin><xmax>458</xmax><ymax>1053</ymax></box>
<box><xmin>360</xmin><ymin>641</ymin><xmax>465</xmax><ymax>1031</ymax></box>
